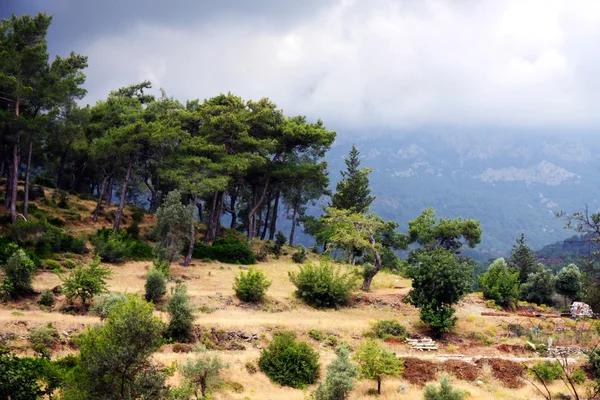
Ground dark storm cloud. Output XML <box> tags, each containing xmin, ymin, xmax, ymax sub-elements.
<box><xmin>4</xmin><ymin>0</ymin><xmax>600</xmax><ymax>131</ymax></box>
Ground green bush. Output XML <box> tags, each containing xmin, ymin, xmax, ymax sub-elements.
<box><xmin>128</xmin><ymin>240</ymin><xmax>153</xmax><ymax>260</ymax></box>
<box><xmin>192</xmin><ymin>238</ymin><xmax>256</xmax><ymax>265</ymax></box>
<box><xmin>424</xmin><ymin>377</ymin><xmax>466</xmax><ymax>400</ymax></box>
<box><xmin>90</xmin><ymin>228</ymin><xmax>151</xmax><ymax>263</ymax></box>
<box><xmin>90</xmin><ymin>292</ymin><xmax>127</xmax><ymax>320</ymax></box>
<box><xmin>273</xmin><ymin>231</ymin><xmax>287</xmax><ymax>256</ymax></box>
<box><xmin>38</xmin><ymin>290</ymin><xmax>55</xmax><ymax>307</ymax></box>
<box><xmin>10</xmin><ymin>220</ymin><xmax>86</xmax><ymax>257</ymax></box>
<box><xmin>167</xmin><ymin>284</ymin><xmax>195</xmax><ymax>342</ymax></box>
<box><xmin>32</xmin><ymin>174</ymin><xmax>56</xmax><ymax>188</ymax></box>
<box><xmin>571</xmin><ymin>368</ymin><xmax>586</xmax><ymax>384</ymax></box>
<box><xmin>62</xmin><ymin>257</ymin><xmax>112</xmax><ymax>308</ymax></box>
<box><xmin>309</xmin><ymin>329</ymin><xmax>325</xmax><ymax>341</ymax></box>
<box><xmin>145</xmin><ymin>269</ymin><xmax>167</xmax><ymax>303</ymax></box>
<box><xmin>2</xmin><ymin>249</ymin><xmax>36</xmax><ymax>297</ymax></box>
<box><xmin>233</xmin><ymin>267</ymin><xmax>271</xmax><ymax>302</ymax></box>
<box><xmin>29</xmin><ymin>324</ymin><xmax>60</xmax><ymax>352</ymax></box>
<box><xmin>292</xmin><ymin>246</ymin><xmax>308</xmax><ymax>264</ymax></box>
<box><xmin>126</xmin><ymin>222</ymin><xmax>140</xmax><ymax>239</ymax></box>
<box><xmin>47</xmin><ymin>216</ymin><xmax>65</xmax><ymax>227</ymax></box>
<box><xmin>372</xmin><ymin>320</ymin><xmax>408</xmax><ymax>340</ymax></box>
<box><xmin>478</xmin><ymin>258</ymin><xmax>520</xmax><ymax>308</ymax></box>
<box><xmin>129</xmin><ymin>206</ymin><xmax>145</xmax><ymax>223</ymax></box>
<box><xmin>43</xmin><ymin>259</ymin><xmax>62</xmax><ymax>271</ymax></box>
<box><xmin>64</xmin><ymin>259</ymin><xmax>77</xmax><ymax>269</ymax></box>
<box><xmin>259</xmin><ymin>331</ymin><xmax>320</xmax><ymax>388</ymax></box>
<box><xmin>529</xmin><ymin>361</ymin><xmax>563</xmax><ymax>383</ymax></box>
<box><xmin>288</xmin><ymin>261</ymin><xmax>359</xmax><ymax>308</ymax></box>
<box><xmin>0</xmin><ymin>237</ymin><xmax>19</xmax><ymax>265</ymax></box>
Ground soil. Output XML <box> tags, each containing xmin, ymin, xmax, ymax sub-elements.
<box><xmin>497</xmin><ymin>344</ymin><xmax>528</xmax><ymax>354</ymax></box>
<box><xmin>475</xmin><ymin>358</ymin><xmax>525</xmax><ymax>388</ymax></box>
<box><xmin>442</xmin><ymin>360</ymin><xmax>478</xmax><ymax>381</ymax></box>
<box><xmin>402</xmin><ymin>357</ymin><xmax>438</xmax><ymax>385</ymax></box>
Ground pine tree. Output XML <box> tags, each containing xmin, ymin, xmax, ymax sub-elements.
<box><xmin>509</xmin><ymin>233</ymin><xmax>537</xmax><ymax>284</ymax></box>
<box><xmin>331</xmin><ymin>144</ymin><xmax>374</xmax><ymax>214</ymax></box>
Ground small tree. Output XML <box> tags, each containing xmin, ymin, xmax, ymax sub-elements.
<box><xmin>478</xmin><ymin>258</ymin><xmax>520</xmax><ymax>308</ymax></box>
<box><xmin>259</xmin><ymin>331</ymin><xmax>320</xmax><ymax>389</ymax></box>
<box><xmin>62</xmin><ymin>257</ymin><xmax>112</xmax><ymax>309</ymax></box>
<box><xmin>520</xmin><ymin>264</ymin><xmax>555</xmax><ymax>305</ymax></box>
<box><xmin>2</xmin><ymin>249</ymin><xmax>36</xmax><ymax>297</ymax></box>
<box><xmin>180</xmin><ymin>355</ymin><xmax>230</xmax><ymax>399</ymax></box>
<box><xmin>353</xmin><ymin>340</ymin><xmax>403</xmax><ymax>395</ymax></box>
<box><xmin>509</xmin><ymin>233</ymin><xmax>537</xmax><ymax>284</ymax></box>
<box><xmin>331</xmin><ymin>144</ymin><xmax>375</xmax><ymax>214</ymax></box>
<box><xmin>233</xmin><ymin>267</ymin><xmax>271</xmax><ymax>302</ymax></box>
<box><xmin>145</xmin><ymin>268</ymin><xmax>167</xmax><ymax>303</ymax></box>
<box><xmin>274</xmin><ymin>231</ymin><xmax>287</xmax><ymax>256</ymax></box>
<box><xmin>424</xmin><ymin>377</ymin><xmax>466</xmax><ymax>400</ymax></box>
<box><xmin>152</xmin><ymin>190</ymin><xmax>193</xmax><ymax>265</ymax></box>
<box><xmin>312</xmin><ymin>346</ymin><xmax>358</xmax><ymax>400</ymax></box>
<box><xmin>167</xmin><ymin>283</ymin><xmax>195</xmax><ymax>342</ymax></box>
<box><xmin>556</xmin><ymin>264</ymin><xmax>582</xmax><ymax>307</ymax></box>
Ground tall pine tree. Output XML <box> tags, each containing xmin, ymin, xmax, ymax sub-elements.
<box><xmin>509</xmin><ymin>233</ymin><xmax>537</xmax><ymax>284</ymax></box>
<box><xmin>331</xmin><ymin>144</ymin><xmax>374</xmax><ymax>213</ymax></box>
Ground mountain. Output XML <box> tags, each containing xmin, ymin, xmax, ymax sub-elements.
<box><xmin>315</xmin><ymin>131</ymin><xmax>600</xmax><ymax>259</ymax></box>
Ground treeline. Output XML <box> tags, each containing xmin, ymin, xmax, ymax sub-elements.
<box><xmin>0</xmin><ymin>12</ymin><xmax>334</xmax><ymax>257</ymax></box>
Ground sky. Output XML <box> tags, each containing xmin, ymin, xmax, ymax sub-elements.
<box><xmin>3</xmin><ymin>0</ymin><xmax>600</xmax><ymax>132</ymax></box>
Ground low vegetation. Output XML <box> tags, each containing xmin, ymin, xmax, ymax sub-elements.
<box><xmin>233</xmin><ymin>267</ymin><xmax>271</xmax><ymax>302</ymax></box>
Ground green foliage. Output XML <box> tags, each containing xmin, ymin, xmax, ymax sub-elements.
<box><xmin>90</xmin><ymin>228</ymin><xmax>152</xmax><ymax>263</ymax></box>
<box><xmin>372</xmin><ymin>320</ymin><xmax>408</xmax><ymax>340</ymax></box>
<box><xmin>193</xmin><ymin>238</ymin><xmax>256</xmax><ymax>265</ymax></box>
<box><xmin>0</xmin><ymin>237</ymin><xmax>19</xmax><ymax>265</ymax></box>
<box><xmin>274</xmin><ymin>230</ymin><xmax>287</xmax><ymax>255</ymax></box>
<box><xmin>331</xmin><ymin>144</ymin><xmax>375</xmax><ymax>214</ymax></box>
<box><xmin>180</xmin><ymin>354</ymin><xmax>230</xmax><ymax>399</ymax></box>
<box><xmin>259</xmin><ymin>331</ymin><xmax>320</xmax><ymax>389</ymax></box>
<box><xmin>292</xmin><ymin>246</ymin><xmax>308</xmax><ymax>263</ymax></box>
<box><xmin>38</xmin><ymin>289</ymin><xmax>55</xmax><ymax>307</ymax></box>
<box><xmin>353</xmin><ymin>339</ymin><xmax>403</xmax><ymax>395</ymax></box>
<box><xmin>145</xmin><ymin>268</ymin><xmax>167</xmax><ymax>303</ymax></box>
<box><xmin>61</xmin><ymin>257</ymin><xmax>112</xmax><ymax>308</ymax></box>
<box><xmin>311</xmin><ymin>346</ymin><xmax>358</xmax><ymax>400</ymax></box>
<box><xmin>520</xmin><ymin>264</ymin><xmax>556</xmax><ymax>305</ymax></box>
<box><xmin>64</xmin><ymin>295</ymin><xmax>166</xmax><ymax>399</ymax></box>
<box><xmin>424</xmin><ymin>377</ymin><xmax>467</xmax><ymax>400</ymax></box>
<box><xmin>234</xmin><ymin>267</ymin><xmax>272</xmax><ymax>302</ymax></box>
<box><xmin>478</xmin><ymin>258</ymin><xmax>520</xmax><ymax>308</ymax></box>
<box><xmin>0</xmin><ymin>350</ymin><xmax>62</xmax><ymax>400</ymax></box>
<box><xmin>29</xmin><ymin>324</ymin><xmax>59</xmax><ymax>352</ymax></box>
<box><xmin>419</xmin><ymin>302</ymin><xmax>458</xmax><ymax>337</ymax></box>
<box><xmin>528</xmin><ymin>361</ymin><xmax>563</xmax><ymax>383</ymax></box>
<box><xmin>288</xmin><ymin>261</ymin><xmax>359</xmax><ymax>308</ymax></box>
<box><xmin>309</xmin><ymin>329</ymin><xmax>325</xmax><ymax>341</ymax></box>
<box><xmin>152</xmin><ymin>190</ymin><xmax>193</xmax><ymax>264</ymax></box>
<box><xmin>167</xmin><ymin>283</ymin><xmax>195</xmax><ymax>342</ymax></box>
<box><xmin>43</xmin><ymin>258</ymin><xmax>62</xmax><ymax>271</ymax></box>
<box><xmin>588</xmin><ymin>348</ymin><xmax>600</xmax><ymax>380</ymax></box>
<box><xmin>571</xmin><ymin>368</ymin><xmax>586</xmax><ymax>384</ymax></box>
<box><xmin>556</xmin><ymin>263</ymin><xmax>582</xmax><ymax>303</ymax></box>
<box><xmin>10</xmin><ymin>220</ymin><xmax>87</xmax><ymax>257</ymax></box>
<box><xmin>2</xmin><ymin>249</ymin><xmax>36</xmax><ymax>297</ymax></box>
<box><xmin>126</xmin><ymin>222</ymin><xmax>140</xmax><ymax>239</ymax></box>
<box><xmin>509</xmin><ymin>233</ymin><xmax>537</xmax><ymax>284</ymax></box>
<box><xmin>89</xmin><ymin>292</ymin><xmax>127</xmax><ymax>320</ymax></box>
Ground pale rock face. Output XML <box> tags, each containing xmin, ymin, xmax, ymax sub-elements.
<box><xmin>474</xmin><ymin>161</ymin><xmax>579</xmax><ymax>186</ymax></box>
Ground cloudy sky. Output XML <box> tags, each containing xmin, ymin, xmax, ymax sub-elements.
<box><xmin>4</xmin><ymin>0</ymin><xmax>600</xmax><ymax>132</ymax></box>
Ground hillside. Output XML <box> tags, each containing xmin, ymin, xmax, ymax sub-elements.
<box><xmin>1</xmin><ymin>191</ymin><xmax>598</xmax><ymax>399</ymax></box>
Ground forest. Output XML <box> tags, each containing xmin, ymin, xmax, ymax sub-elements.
<box><xmin>3</xmin><ymin>11</ymin><xmax>600</xmax><ymax>400</ymax></box>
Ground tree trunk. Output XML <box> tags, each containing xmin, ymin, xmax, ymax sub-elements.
<box><xmin>361</xmin><ymin>236</ymin><xmax>382</xmax><ymax>291</ymax></box>
<box><xmin>269</xmin><ymin>191</ymin><xmax>280</xmax><ymax>241</ymax></box>
<box><xmin>247</xmin><ymin>179</ymin><xmax>270</xmax><ymax>243</ymax></box>
<box><xmin>260</xmin><ymin>194</ymin><xmax>272</xmax><ymax>240</ymax></box>
<box><xmin>377</xmin><ymin>378</ymin><xmax>381</xmax><ymax>395</ymax></box>
<box><xmin>10</xmin><ymin>99</ymin><xmax>19</xmax><ymax>223</ymax></box>
<box><xmin>203</xmin><ymin>192</ymin><xmax>219</xmax><ymax>244</ymax></box>
<box><xmin>23</xmin><ymin>136</ymin><xmax>33</xmax><ymax>219</ymax></box>
<box><xmin>229</xmin><ymin>187</ymin><xmax>238</xmax><ymax>229</ymax></box>
<box><xmin>215</xmin><ymin>192</ymin><xmax>224</xmax><ymax>239</ymax></box>
<box><xmin>113</xmin><ymin>160</ymin><xmax>132</xmax><ymax>232</ymax></box>
<box><xmin>4</xmin><ymin>161</ymin><xmax>12</xmax><ymax>209</ymax></box>
<box><xmin>92</xmin><ymin>176</ymin><xmax>107</xmax><ymax>222</ymax></box>
<box><xmin>184</xmin><ymin>195</ymin><xmax>198</xmax><ymax>267</ymax></box>
<box><xmin>289</xmin><ymin>206</ymin><xmax>298</xmax><ymax>246</ymax></box>
<box><xmin>105</xmin><ymin>175</ymin><xmax>113</xmax><ymax>206</ymax></box>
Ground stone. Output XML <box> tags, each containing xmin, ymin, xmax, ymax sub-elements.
<box><xmin>570</xmin><ymin>302</ymin><xmax>594</xmax><ymax>318</ymax></box>
<box><xmin>398</xmin><ymin>384</ymin><xmax>409</xmax><ymax>393</ymax></box>
<box><xmin>239</xmin><ymin>265</ymin><xmax>249</xmax><ymax>270</ymax></box>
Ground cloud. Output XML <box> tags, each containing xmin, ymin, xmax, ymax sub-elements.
<box><xmin>76</xmin><ymin>0</ymin><xmax>600</xmax><ymax>131</ymax></box>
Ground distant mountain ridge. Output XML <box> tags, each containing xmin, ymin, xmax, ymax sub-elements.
<box><xmin>317</xmin><ymin>132</ymin><xmax>600</xmax><ymax>259</ymax></box>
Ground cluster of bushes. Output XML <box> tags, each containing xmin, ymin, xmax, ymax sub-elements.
<box><xmin>10</xmin><ymin>220</ymin><xmax>87</xmax><ymax>259</ymax></box>
<box><xmin>288</xmin><ymin>261</ymin><xmax>359</xmax><ymax>308</ymax></box>
<box><xmin>193</xmin><ymin>238</ymin><xmax>256</xmax><ymax>265</ymax></box>
<box><xmin>90</xmin><ymin>228</ymin><xmax>153</xmax><ymax>263</ymax></box>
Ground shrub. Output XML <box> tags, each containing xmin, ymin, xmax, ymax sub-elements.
<box><xmin>32</xmin><ymin>174</ymin><xmax>56</xmax><ymax>188</ymax></box>
<box><xmin>129</xmin><ymin>206</ymin><xmax>145</xmax><ymax>223</ymax></box>
<box><xmin>90</xmin><ymin>292</ymin><xmax>127</xmax><ymax>320</ymax></box>
<box><xmin>259</xmin><ymin>331</ymin><xmax>320</xmax><ymax>388</ymax></box>
<box><xmin>292</xmin><ymin>246</ymin><xmax>308</xmax><ymax>264</ymax></box>
<box><xmin>478</xmin><ymin>258</ymin><xmax>520</xmax><ymax>308</ymax></box>
<box><xmin>233</xmin><ymin>267</ymin><xmax>271</xmax><ymax>302</ymax></box>
<box><xmin>288</xmin><ymin>261</ymin><xmax>359</xmax><ymax>308</ymax></box>
<box><xmin>353</xmin><ymin>339</ymin><xmax>403</xmax><ymax>395</ymax></box>
<box><xmin>90</xmin><ymin>229</ymin><xmax>130</xmax><ymax>263</ymax></box>
<box><xmin>193</xmin><ymin>238</ymin><xmax>256</xmax><ymax>265</ymax></box>
<box><xmin>128</xmin><ymin>240</ymin><xmax>153</xmax><ymax>260</ymax></box>
<box><xmin>0</xmin><ymin>237</ymin><xmax>19</xmax><ymax>265</ymax></box>
<box><xmin>167</xmin><ymin>283</ymin><xmax>195</xmax><ymax>342</ymax></box>
<box><xmin>126</xmin><ymin>222</ymin><xmax>140</xmax><ymax>239</ymax></box>
<box><xmin>571</xmin><ymin>368</ymin><xmax>586</xmax><ymax>384</ymax></box>
<box><xmin>273</xmin><ymin>231</ymin><xmax>287</xmax><ymax>256</ymax></box>
<box><xmin>145</xmin><ymin>269</ymin><xmax>167</xmax><ymax>303</ymax></box>
<box><xmin>29</xmin><ymin>324</ymin><xmax>60</xmax><ymax>352</ymax></box>
<box><xmin>309</xmin><ymin>329</ymin><xmax>325</xmax><ymax>341</ymax></box>
<box><xmin>245</xmin><ymin>361</ymin><xmax>258</xmax><ymax>374</ymax></box>
<box><xmin>64</xmin><ymin>259</ymin><xmax>77</xmax><ymax>269</ymax></box>
<box><xmin>420</xmin><ymin>302</ymin><xmax>457</xmax><ymax>338</ymax></box>
<box><xmin>324</xmin><ymin>335</ymin><xmax>338</xmax><ymax>348</ymax></box>
<box><xmin>43</xmin><ymin>259</ymin><xmax>62</xmax><ymax>271</ymax></box>
<box><xmin>372</xmin><ymin>320</ymin><xmax>408</xmax><ymax>340</ymax></box>
<box><xmin>62</xmin><ymin>257</ymin><xmax>112</xmax><ymax>308</ymax></box>
<box><xmin>529</xmin><ymin>361</ymin><xmax>563</xmax><ymax>383</ymax></box>
<box><xmin>312</xmin><ymin>346</ymin><xmax>357</xmax><ymax>400</ymax></box>
<box><xmin>2</xmin><ymin>249</ymin><xmax>36</xmax><ymax>297</ymax></box>
<box><xmin>424</xmin><ymin>377</ymin><xmax>466</xmax><ymax>400</ymax></box>
<box><xmin>38</xmin><ymin>290</ymin><xmax>55</xmax><ymax>307</ymax></box>
<box><xmin>180</xmin><ymin>355</ymin><xmax>230</xmax><ymax>399</ymax></box>
<box><xmin>520</xmin><ymin>264</ymin><xmax>556</xmax><ymax>305</ymax></box>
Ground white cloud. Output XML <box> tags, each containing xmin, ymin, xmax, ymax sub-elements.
<box><xmin>80</xmin><ymin>0</ymin><xmax>600</xmax><ymax>131</ymax></box>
